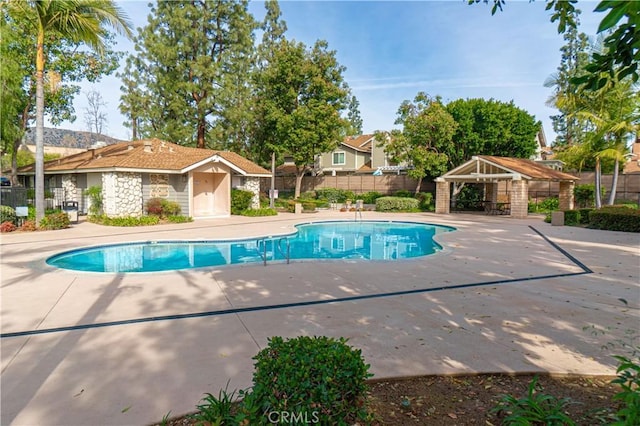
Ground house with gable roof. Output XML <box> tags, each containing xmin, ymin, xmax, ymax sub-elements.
<box><xmin>314</xmin><ymin>134</ymin><xmax>408</xmax><ymax>176</ymax></box>
<box><xmin>16</xmin><ymin>139</ymin><xmax>271</xmax><ymax>218</ymax></box>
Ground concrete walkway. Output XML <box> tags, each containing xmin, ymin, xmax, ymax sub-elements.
<box><xmin>1</xmin><ymin>211</ymin><xmax>638</xmax><ymax>425</ymax></box>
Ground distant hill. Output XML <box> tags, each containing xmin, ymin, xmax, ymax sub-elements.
<box><xmin>24</xmin><ymin>128</ymin><xmax>123</xmax><ymax>149</ymax></box>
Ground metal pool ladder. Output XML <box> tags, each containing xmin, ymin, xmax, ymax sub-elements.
<box><xmin>256</xmin><ymin>237</ymin><xmax>291</xmax><ymax>266</ymax></box>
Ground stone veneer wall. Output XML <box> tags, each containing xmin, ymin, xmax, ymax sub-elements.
<box><xmin>102</xmin><ymin>172</ymin><xmax>143</xmax><ymax>217</ymax></box>
<box><xmin>242</xmin><ymin>177</ymin><xmax>261</xmax><ymax>209</ymax></box>
<box><xmin>62</xmin><ymin>174</ymin><xmax>78</xmax><ymax>202</ymax></box>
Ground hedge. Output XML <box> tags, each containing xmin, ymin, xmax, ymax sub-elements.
<box><xmin>375</xmin><ymin>196</ymin><xmax>420</xmax><ymax>212</ymax></box>
<box><xmin>589</xmin><ymin>207</ymin><xmax>640</xmax><ymax>233</ymax></box>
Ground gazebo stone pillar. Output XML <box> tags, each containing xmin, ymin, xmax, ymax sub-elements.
<box><xmin>558</xmin><ymin>181</ymin><xmax>575</xmax><ymax>211</ymax></box>
<box><xmin>510</xmin><ymin>178</ymin><xmax>529</xmax><ymax>218</ymax></box>
<box><xmin>435</xmin><ymin>179</ymin><xmax>450</xmax><ymax>214</ymax></box>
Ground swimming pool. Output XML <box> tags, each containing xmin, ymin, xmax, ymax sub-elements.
<box><xmin>46</xmin><ymin>221</ymin><xmax>455</xmax><ymax>273</ymax></box>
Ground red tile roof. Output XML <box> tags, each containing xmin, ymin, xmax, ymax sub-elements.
<box><xmin>18</xmin><ymin>139</ymin><xmax>270</xmax><ymax>176</ymax></box>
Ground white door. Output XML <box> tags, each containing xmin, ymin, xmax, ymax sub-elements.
<box><xmin>193</xmin><ymin>172</ymin><xmax>214</xmax><ymax>217</ymax></box>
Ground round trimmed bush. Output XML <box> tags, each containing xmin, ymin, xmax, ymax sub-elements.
<box><xmin>0</xmin><ymin>205</ymin><xmax>17</xmax><ymax>225</ymax></box>
<box><xmin>250</xmin><ymin>336</ymin><xmax>372</xmax><ymax>424</ymax></box>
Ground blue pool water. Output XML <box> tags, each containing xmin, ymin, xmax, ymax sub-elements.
<box><xmin>46</xmin><ymin>221</ymin><xmax>454</xmax><ymax>273</ymax></box>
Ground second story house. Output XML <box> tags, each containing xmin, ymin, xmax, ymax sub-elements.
<box><xmin>317</xmin><ymin>134</ymin><xmax>408</xmax><ymax>176</ymax></box>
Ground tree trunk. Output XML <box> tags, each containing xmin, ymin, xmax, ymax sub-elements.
<box><xmin>35</xmin><ymin>30</ymin><xmax>46</xmax><ymax>224</ymax></box>
<box><xmin>197</xmin><ymin>117</ymin><xmax>205</xmax><ymax>148</ymax></box>
<box><xmin>294</xmin><ymin>168</ymin><xmax>305</xmax><ymax>199</ymax></box>
<box><xmin>594</xmin><ymin>158</ymin><xmax>602</xmax><ymax>209</ymax></box>
<box><xmin>415</xmin><ymin>176</ymin><xmax>423</xmax><ymax>195</ymax></box>
<box><xmin>607</xmin><ymin>158</ymin><xmax>619</xmax><ymax>205</ymax></box>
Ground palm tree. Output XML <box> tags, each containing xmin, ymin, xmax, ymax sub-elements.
<box><xmin>13</xmin><ymin>0</ymin><xmax>132</xmax><ymax>224</ymax></box>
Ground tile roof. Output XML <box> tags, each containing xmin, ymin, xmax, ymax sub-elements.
<box><xmin>478</xmin><ymin>156</ymin><xmax>579</xmax><ymax>181</ymax></box>
<box><xmin>341</xmin><ymin>134</ymin><xmax>374</xmax><ymax>152</ymax></box>
<box><xmin>18</xmin><ymin>139</ymin><xmax>270</xmax><ymax>176</ymax></box>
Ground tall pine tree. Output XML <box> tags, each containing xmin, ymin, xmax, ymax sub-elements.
<box><xmin>123</xmin><ymin>0</ymin><xmax>256</xmax><ymax>148</ymax></box>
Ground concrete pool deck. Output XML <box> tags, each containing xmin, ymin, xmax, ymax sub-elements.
<box><xmin>1</xmin><ymin>211</ymin><xmax>638</xmax><ymax>425</ymax></box>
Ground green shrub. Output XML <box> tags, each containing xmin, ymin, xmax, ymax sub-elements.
<box><xmin>316</xmin><ymin>188</ymin><xmax>355</xmax><ymax>203</ymax></box>
<box><xmin>539</xmin><ymin>196</ymin><xmax>559</xmax><ymax>212</ymax></box>
<box><xmin>393</xmin><ymin>189</ymin><xmax>413</xmax><ymax>198</ymax></box>
<box><xmin>492</xmin><ymin>375</ymin><xmax>576</xmax><ymax>425</ymax></box>
<box><xmin>574</xmin><ymin>184</ymin><xmax>597</xmax><ymax>208</ymax></box>
<box><xmin>84</xmin><ymin>186</ymin><xmax>103</xmax><ymax>216</ymax></box>
<box><xmin>375</xmin><ymin>196</ymin><xmax>420</xmax><ymax>212</ymax></box>
<box><xmin>455</xmin><ymin>185</ymin><xmax>484</xmax><ymax>210</ymax></box>
<box><xmin>90</xmin><ymin>215</ymin><xmax>160</xmax><ymax>227</ymax></box>
<box><xmin>146</xmin><ymin>198</ymin><xmax>181</xmax><ymax>217</ymax></box>
<box><xmin>416</xmin><ymin>192</ymin><xmax>434</xmax><ymax>211</ymax></box>
<box><xmin>0</xmin><ymin>205</ymin><xmax>16</xmax><ymax>225</ymax></box>
<box><xmin>359</xmin><ymin>191</ymin><xmax>383</xmax><ymax>204</ymax></box>
<box><xmin>39</xmin><ymin>212</ymin><xmax>70</xmax><ymax>230</ymax></box>
<box><xmin>166</xmin><ymin>215</ymin><xmax>193</xmax><ymax>223</ymax></box>
<box><xmin>160</xmin><ymin>199</ymin><xmax>181</xmax><ymax>216</ymax></box>
<box><xmin>563</xmin><ymin>210</ymin><xmax>580</xmax><ymax>226</ymax></box>
<box><xmin>589</xmin><ymin>206</ymin><xmax>640</xmax><ymax>232</ymax></box>
<box><xmin>578</xmin><ymin>208</ymin><xmax>593</xmax><ymax>225</ymax></box>
<box><xmin>251</xmin><ymin>336</ymin><xmax>372</xmax><ymax>425</ymax></box>
<box><xmin>302</xmin><ymin>201</ymin><xmax>316</xmax><ymax>211</ymax></box>
<box><xmin>241</xmin><ymin>208</ymin><xmax>277</xmax><ymax>217</ymax></box>
<box><xmin>300</xmin><ymin>190</ymin><xmax>317</xmax><ymax>199</ymax></box>
<box><xmin>611</xmin><ymin>353</ymin><xmax>640</xmax><ymax>425</ymax></box>
<box><xmin>231</xmin><ymin>189</ymin><xmax>254</xmax><ymax>215</ymax></box>
<box><xmin>189</xmin><ymin>382</ymin><xmax>238</xmax><ymax>425</ymax></box>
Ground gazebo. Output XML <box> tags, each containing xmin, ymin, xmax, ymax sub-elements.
<box><xmin>435</xmin><ymin>156</ymin><xmax>580</xmax><ymax>218</ymax></box>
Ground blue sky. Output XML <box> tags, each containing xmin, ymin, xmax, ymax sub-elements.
<box><xmin>53</xmin><ymin>0</ymin><xmax>603</xmax><ymax>144</ymax></box>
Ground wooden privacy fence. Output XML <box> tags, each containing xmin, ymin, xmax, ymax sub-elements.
<box><xmin>263</xmin><ymin>172</ymin><xmax>640</xmax><ymax>202</ymax></box>
<box><xmin>265</xmin><ymin>175</ymin><xmax>436</xmax><ymax>195</ymax></box>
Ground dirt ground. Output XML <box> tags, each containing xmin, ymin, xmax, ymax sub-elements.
<box><xmin>154</xmin><ymin>373</ymin><xmax>621</xmax><ymax>425</ymax></box>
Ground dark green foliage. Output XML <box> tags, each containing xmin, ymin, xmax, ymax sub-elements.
<box><xmin>166</xmin><ymin>215</ymin><xmax>193</xmax><ymax>223</ymax></box>
<box><xmin>39</xmin><ymin>212</ymin><xmax>70</xmax><ymax>230</ymax></box>
<box><xmin>611</xmin><ymin>353</ymin><xmax>640</xmax><ymax>425</ymax></box>
<box><xmin>574</xmin><ymin>184</ymin><xmax>598</xmax><ymax>208</ymax></box>
<box><xmin>315</xmin><ymin>188</ymin><xmax>356</xmax><ymax>203</ymax></box>
<box><xmin>251</xmin><ymin>336</ymin><xmax>372</xmax><ymax>425</ymax></box>
<box><xmin>84</xmin><ymin>186</ymin><xmax>103</xmax><ymax>216</ymax></box>
<box><xmin>589</xmin><ymin>207</ymin><xmax>640</xmax><ymax>232</ymax></box>
<box><xmin>492</xmin><ymin>375</ymin><xmax>576</xmax><ymax>426</ymax></box>
<box><xmin>455</xmin><ymin>185</ymin><xmax>484</xmax><ymax>211</ymax></box>
<box><xmin>563</xmin><ymin>210</ymin><xmax>580</xmax><ymax>226</ymax></box>
<box><xmin>375</xmin><ymin>196</ymin><xmax>420</xmax><ymax>212</ymax></box>
<box><xmin>0</xmin><ymin>205</ymin><xmax>17</xmax><ymax>225</ymax></box>
<box><xmin>578</xmin><ymin>208</ymin><xmax>593</xmax><ymax>225</ymax></box>
<box><xmin>445</xmin><ymin>98</ymin><xmax>539</xmax><ymax>168</ymax></box>
<box><xmin>145</xmin><ymin>198</ymin><xmax>182</xmax><ymax>217</ymax></box>
<box><xmin>359</xmin><ymin>191</ymin><xmax>383</xmax><ymax>204</ymax></box>
<box><xmin>529</xmin><ymin>197</ymin><xmax>560</xmax><ymax>214</ymax></box>
<box><xmin>231</xmin><ymin>189</ymin><xmax>254</xmax><ymax>215</ymax></box>
<box><xmin>189</xmin><ymin>382</ymin><xmax>238</xmax><ymax>425</ymax></box>
<box><xmin>301</xmin><ymin>202</ymin><xmax>316</xmax><ymax>211</ymax></box>
<box><xmin>393</xmin><ymin>189</ymin><xmax>413</xmax><ymax>198</ymax></box>
<box><xmin>241</xmin><ymin>208</ymin><xmax>277</xmax><ymax>217</ymax></box>
<box><xmin>416</xmin><ymin>192</ymin><xmax>434</xmax><ymax>211</ymax></box>
<box><xmin>89</xmin><ymin>215</ymin><xmax>160</xmax><ymax>227</ymax></box>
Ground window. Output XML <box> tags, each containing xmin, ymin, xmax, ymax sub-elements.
<box><xmin>332</xmin><ymin>152</ymin><xmax>345</xmax><ymax>165</ymax></box>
